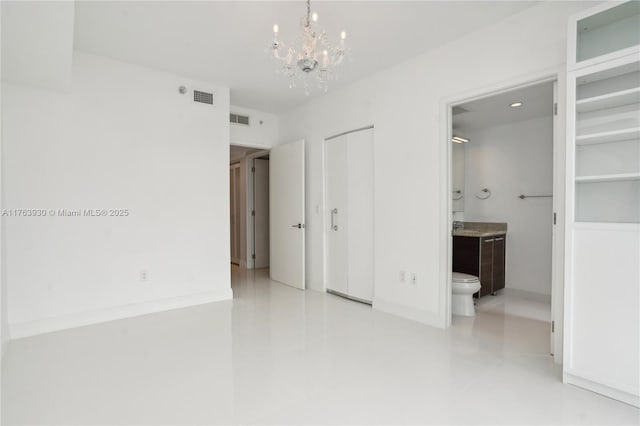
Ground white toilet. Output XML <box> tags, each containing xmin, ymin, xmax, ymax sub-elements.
<box><xmin>452</xmin><ymin>272</ymin><xmax>481</xmax><ymax>317</ymax></box>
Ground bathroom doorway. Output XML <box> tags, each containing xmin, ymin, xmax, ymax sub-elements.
<box><xmin>444</xmin><ymin>75</ymin><xmax>564</xmax><ymax>362</ymax></box>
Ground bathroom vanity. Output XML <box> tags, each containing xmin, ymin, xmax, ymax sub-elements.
<box><xmin>452</xmin><ymin>222</ymin><xmax>507</xmax><ymax>298</ymax></box>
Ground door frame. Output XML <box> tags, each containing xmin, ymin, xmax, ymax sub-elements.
<box><xmin>229</xmin><ymin>142</ymin><xmax>270</xmax><ymax>269</ymax></box>
<box><xmin>229</xmin><ymin>162</ymin><xmax>242</xmax><ymax>265</ymax></box>
<box><xmin>439</xmin><ymin>67</ymin><xmax>566</xmax><ymax>364</ymax></box>
<box><xmin>245</xmin><ymin>149</ymin><xmax>270</xmax><ymax>269</ymax></box>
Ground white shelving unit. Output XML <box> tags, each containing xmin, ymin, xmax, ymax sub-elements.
<box><xmin>576</xmin><ymin>87</ymin><xmax>640</xmax><ymax>113</ymax></box>
<box><xmin>575</xmin><ymin>126</ymin><xmax>640</xmax><ymax>145</ymax></box>
<box><xmin>575</xmin><ymin>172</ymin><xmax>640</xmax><ymax>183</ymax></box>
<box><xmin>565</xmin><ymin>1</ymin><xmax>640</xmax><ymax>408</ymax></box>
<box><xmin>572</xmin><ymin>51</ymin><xmax>640</xmax><ymax>222</ymax></box>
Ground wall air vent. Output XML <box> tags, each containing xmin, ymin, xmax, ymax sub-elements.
<box><xmin>230</xmin><ymin>113</ymin><xmax>250</xmax><ymax>126</ymax></box>
<box><xmin>452</xmin><ymin>106</ymin><xmax>469</xmax><ymax>115</ymax></box>
<box><xmin>194</xmin><ymin>90</ymin><xmax>214</xmax><ymax>105</ymax></box>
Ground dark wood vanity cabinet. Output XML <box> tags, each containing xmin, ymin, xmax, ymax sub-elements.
<box><xmin>453</xmin><ymin>235</ymin><xmax>506</xmax><ymax>297</ymax></box>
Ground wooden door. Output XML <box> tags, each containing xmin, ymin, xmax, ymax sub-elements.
<box><xmin>479</xmin><ymin>237</ymin><xmax>494</xmax><ymax>297</ymax></box>
<box><xmin>492</xmin><ymin>236</ymin><xmax>506</xmax><ymax>293</ymax></box>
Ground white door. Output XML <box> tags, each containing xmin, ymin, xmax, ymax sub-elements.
<box><xmin>346</xmin><ymin>129</ymin><xmax>374</xmax><ymax>302</ymax></box>
<box><xmin>325</xmin><ymin>137</ymin><xmax>349</xmax><ymax>295</ymax></box>
<box><xmin>270</xmin><ymin>140</ymin><xmax>305</xmax><ymax>289</ymax></box>
<box><xmin>325</xmin><ymin>128</ymin><xmax>374</xmax><ymax>302</ymax></box>
<box><xmin>253</xmin><ymin>158</ymin><xmax>270</xmax><ymax>269</ymax></box>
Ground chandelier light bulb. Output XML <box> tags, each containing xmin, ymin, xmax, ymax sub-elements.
<box><xmin>340</xmin><ymin>31</ymin><xmax>347</xmax><ymax>40</ymax></box>
<box><xmin>273</xmin><ymin>24</ymin><xmax>279</xmax><ymax>34</ymax></box>
<box><xmin>311</xmin><ymin>12</ymin><xmax>318</xmax><ymax>22</ymax></box>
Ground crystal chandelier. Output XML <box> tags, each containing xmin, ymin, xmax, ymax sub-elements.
<box><xmin>269</xmin><ymin>0</ymin><xmax>348</xmax><ymax>95</ymax></box>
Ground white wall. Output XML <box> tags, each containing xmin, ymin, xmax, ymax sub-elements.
<box><xmin>463</xmin><ymin>116</ymin><xmax>553</xmax><ymax>297</ymax></box>
<box><xmin>230</xmin><ymin>105</ymin><xmax>279</xmax><ymax>148</ymax></box>
<box><xmin>279</xmin><ymin>1</ymin><xmax>594</xmax><ymax>325</ymax></box>
<box><xmin>451</xmin><ymin>143</ymin><xmax>465</xmax><ymax>214</ymax></box>
<box><xmin>3</xmin><ymin>52</ymin><xmax>232</xmax><ymax>338</ymax></box>
<box><xmin>0</xmin><ymin>0</ymin><xmax>7</xmax><ymax>375</ymax></box>
<box><xmin>1</xmin><ymin>1</ymin><xmax>75</xmax><ymax>91</ymax></box>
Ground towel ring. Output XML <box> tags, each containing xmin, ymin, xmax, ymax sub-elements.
<box><xmin>452</xmin><ymin>190</ymin><xmax>463</xmax><ymax>201</ymax></box>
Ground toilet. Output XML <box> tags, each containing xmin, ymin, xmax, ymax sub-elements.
<box><xmin>452</xmin><ymin>272</ymin><xmax>481</xmax><ymax>317</ymax></box>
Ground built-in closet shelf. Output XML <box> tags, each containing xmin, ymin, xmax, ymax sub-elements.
<box><xmin>576</xmin><ymin>87</ymin><xmax>640</xmax><ymax>113</ymax></box>
<box><xmin>574</xmin><ymin>221</ymin><xmax>640</xmax><ymax>231</ymax></box>
<box><xmin>576</xmin><ymin>127</ymin><xmax>640</xmax><ymax>145</ymax></box>
<box><xmin>576</xmin><ymin>172</ymin><xmax>640</xmax><ymax>183</ymax></box>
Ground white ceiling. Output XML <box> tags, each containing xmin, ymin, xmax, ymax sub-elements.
<box><xmin>73</xmin><ymin>1</ymin><xmax>538</xmax><ymax>114</ymax></box>
<box><xmin>452</xmin><ymin>81</ymin><xmax>554</xmax><ymax>132</ymax></box>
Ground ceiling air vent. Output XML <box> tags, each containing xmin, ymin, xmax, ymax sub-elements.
<box><xmin>194</xmin><ymin>90</ymin><xmax>214</xmax><ymax>105</ymax></box>
<box><xmin>230</xmin><ymin>113</ymin><xmax>250</xmax><ymax>126</ymax></box>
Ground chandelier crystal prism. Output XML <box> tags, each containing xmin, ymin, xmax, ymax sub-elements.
<box><xmin>269</xmin><ymin>0</ymin><xmax>349</xmax><ymax>95</ymax></box>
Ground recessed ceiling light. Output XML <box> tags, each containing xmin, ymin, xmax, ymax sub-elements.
<box><xmin>510</xmin><ymin>102</ymin><xmax>524</xmax><ymax>108</ymax></box>
<box><xmin>452</xmin><ymin>136</ymin><xmax>469</xmax><ymax>144</ymax></box>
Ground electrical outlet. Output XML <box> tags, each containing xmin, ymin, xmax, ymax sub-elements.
<box><xmin>400</xmin><ymin>270</ymin><xmax>406</xmax><ymax>283</ymax></box>
<box><xmin>140</xmin><ymin>270</ymin><xmax>148</xmax><ymax>282</ymax></box>
<box><xmin>411</xmin><ymin>273</ymin><xmax>417</xmax><ymax>285</ymax></box>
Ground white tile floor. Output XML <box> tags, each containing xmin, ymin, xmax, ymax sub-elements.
<box><xmin>2</xmin><ymin>267</ymin><xmax>639</xmax><ymax>425</ymax></box>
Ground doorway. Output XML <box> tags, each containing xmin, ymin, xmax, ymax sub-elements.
<box><xmin>229</xmin><ymin>145</ymin><xmax>270</xmax><ymax>269</ymax></box>
<box><xmin>230</xmin><ymin>162</ymin><xmax>241</xmax><ymax>266</ymax></box>
<box><xmin>446</xmin><ymin>77</ymin><xmax>563</xmax><ymax>360</ymax></box>
<box><xmin>229</xmin><ymin>140</ymin><xmax>306</xmax><ymax>291</ymax></box>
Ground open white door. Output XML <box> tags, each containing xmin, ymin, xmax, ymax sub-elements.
<box><xmin>270</xmin><ymin>140</ymin><xmax>305</xmax><ymax>289</ymax></box>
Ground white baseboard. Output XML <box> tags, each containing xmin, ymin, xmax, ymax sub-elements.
<box><xmin>9</xmin><ymin>288</ymin><xmax>233</xmax><ymax>340</ymax></box>
<box><xmin>564</xmin><ymin>371</ymin><xmax>640</xmax><ymax>408</ymax></box>
<box><xmin>373</xmin><ymin>297</ymin><xmax>441</xmax><ymax>328</ymax></box>
<box><xmin>503</xmin><ymin>287</ymin><xmax>551</xmax><ymax>303</ymax></box>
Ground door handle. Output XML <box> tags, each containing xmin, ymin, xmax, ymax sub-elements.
<box><xmin>291</xmin><ymin>223</ymin><xmax>305</xmax><ymax>229</ymax></box>
<box><xmin>331</xmin><ymin>208</ymin><xmax>338</xmax><ymax>231</ymax></box>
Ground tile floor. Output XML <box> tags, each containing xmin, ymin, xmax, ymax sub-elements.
<box><xmin>2</xmin><ymin>268</ymin><xmax>638</xmax><ymax>424</ymax></box>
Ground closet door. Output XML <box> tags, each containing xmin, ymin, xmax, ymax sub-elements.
<box><xmin>346</xmin><ymin>128</ymin><xmax>374</xmax><ymax>302</ymax></box>
<box><xmin>325</xmin><ymin>136</ymin><xmax>348</xmax><ymax>295</ymax></box>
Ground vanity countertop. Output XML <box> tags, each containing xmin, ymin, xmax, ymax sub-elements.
<box><xmin>452</xmin><ymin>221</ymin><xmax>507</xmax><ymax>238</ymax></box>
